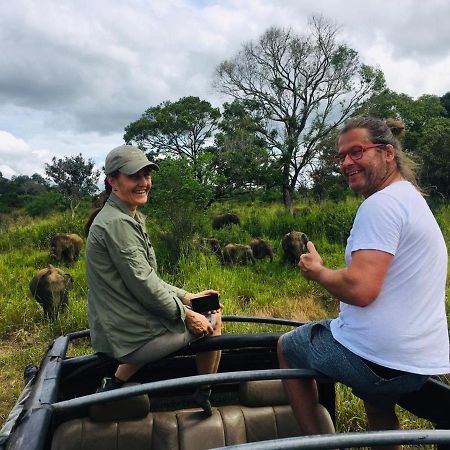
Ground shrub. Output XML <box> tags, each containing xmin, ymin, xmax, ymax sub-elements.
<box><xmin>25</xmin><ymin>191</ymin><xmax>65</xmax><ymax>217</ymax></box>
<box><xmin>146</xmin><ymin>159</ymin><xmax>211</xmax><ymax>270</ymax></box>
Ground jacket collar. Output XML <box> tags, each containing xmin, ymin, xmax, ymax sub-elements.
<box><xmin>107</xmin><ymin>192</ymin><xmax>146</xmax><ymax>224</ymax></box>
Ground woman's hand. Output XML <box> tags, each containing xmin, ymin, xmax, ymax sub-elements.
<box><xmin>185</xmin><ymin>308</ymin><xmax>214</xmax><ymax>336</ymax></box>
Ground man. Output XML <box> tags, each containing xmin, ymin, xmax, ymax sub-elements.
<box><xmin>278</xmin><ymin>117</ymin><xmax>449</xmax><ymax>450</ymax></box>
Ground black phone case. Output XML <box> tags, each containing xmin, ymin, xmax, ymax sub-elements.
<box><xmin>191</xmin><ymin>294</ymin><xmax>220</xmax><ymax>313</ymax></box>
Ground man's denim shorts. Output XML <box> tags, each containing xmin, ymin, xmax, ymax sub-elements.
<box><xmin>281</xmin><ymin>319</ymin><xmax>428</xmax><ymax>408</ymax></box>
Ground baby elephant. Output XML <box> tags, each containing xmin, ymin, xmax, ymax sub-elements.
<box><xmin>50</xmin><ymin>233</ymin><xmax>83</xmax><ymax>264</ymax></box>
<box><xmin>249</xmin><ymin>238</ymin><xmax>273</xmax><ymax>262</ymax></box>
<box><xmin>212</xmin><ymin>213</ymin><xmax>240</xmax><ymax>230</ymax></box>
<box><xmin>222</xmin><ymin>243</ymin><xmax>255</xmax><ymax>265</ymax></box>
<box><xmin>29</xmin><ymin>265</ymin><xmax>73</xmax><ymax>320</ymax></box>
<box><xmin>199</xmin><ymin>238</ymin><xmax>222</xmax><ymax>259</ymax></box>
<box><xmin>281</xmin><ymin>231</ymin><xmax>308</xmax><ymax>265</ymax></box>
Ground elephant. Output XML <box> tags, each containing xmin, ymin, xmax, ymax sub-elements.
<box><xmin>212</xmin><ymin>213</ymin><xmax>240</xmax><ymax>230</ymax></box>
<box><xmin>222</xmin><ymin>243</ymin><xmax>255</xmax><ymax>265</ymax></box>
<box><xmin>50</xmin><ymin>233</ymin><xmax>83</xmax><ymax>264</ymax></box>
<box><xmin>249</xmin><ymin>238</ymin><xmax>273</xmax><ymax>262</ymax></box>
<box><xmin>281</xmin><ymin>231</ymin><xmax>308</xmax><ymax>265</ymax></box>
<box><xmin>29</xmin><ymin>265</ymin><xmax>73</xmax><ymax>320</ymax></box>
<box><xmin>199</xmin><ymin>238</ymin><xmax>222</xmax><ymax>259</ymax></box>
<box><xmin>292</xmin><ymin>206</ymin><xmax>312</xmax><ymax>217</ymax></box>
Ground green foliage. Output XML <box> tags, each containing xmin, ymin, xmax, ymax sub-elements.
<box><xmin>208</xmin><ymin>100</ymin><xmax>277</xmax><ymax>200</ymax></box>
<box><xmin>124</xmin><ymin>96</ymin><xmax>220</xmax><ymax>179</ymax></box>
<box><xmin>356</xmin><ymin>89</ymin><xmax>446</xmax><ymax>152</ymax></box>
<box><xmin>145</xmin><ymin>159</ymin><xmax>211</xmax><ymax>270</ymax></box>
<box><xmin>0</xmin><ymin>212</ymin><xmax>85</xmax><ymax>252</ymax></box>
<box><xmin>441</xmin><ymin>91</ymin><xmax>450</xmax><ymax>118</ymax></box>
<box><xmin>45</xmin><ymin>153</ymin><xmax>100</xmax><ymax>218</ymax></box>
<box><xmin>417</xmin><ymin>117</ymin><xmax>450</xmax><ymax>198</ymax></box>
<box><xmin>0</xmin><ymin>173</ymin><xmax>50</xmax><ymax>213</ymax></box>
<box><xmin>216</xmin><ymin>16</ymin><xmax>384</xmax><ymax>209</ymax></box>
<box><xmin>24</xmin><ymin>190</ymin><xmax>65</xmax><ymax>217</ymax></box>
<box><xmin>434</xmin><ymin>203</ymin><xmax>450</xmax><ymax>243</ymax></box>
<box><xmin>307</xmin><ymin>129</ymin><xmax>349</xmax><ymax>202</ymax></box>
<box><xmin>0</xmin><ymin>197</ymin><xmax>447</xmax><ymax>435</ymax></box>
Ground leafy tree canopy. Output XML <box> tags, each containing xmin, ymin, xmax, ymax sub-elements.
<box><xmin>440</xmin><ymin>92</ymin><xmax>450</xmax><ymax>118</ymax></box>
<box><xmin>417</xmin><ymin>117</ymin><xmax>450</xmax><ymax>199</ymax></box>
<box><xmin>45</xmin><ymin>154</ymin><xmax>100</xmax><ymax>218</ymax></box>
<box><xmin>356</xmin><ymin>89</ymin><xmax>446</xmax><ymax>151</ymax></box>
<box><xmin>124</xmin><ymin>96</ymin><xmax>220</xmax><ymax>181</ymax></box>
<box><xmin>207</xmin><ymin>99</ymin><xmax>278</xmax><ymax>203</ymax></box>
<box><xmin>215</xmin><ymin>15</ymin><xmax>384</xmax><ymax>209</ymax></box>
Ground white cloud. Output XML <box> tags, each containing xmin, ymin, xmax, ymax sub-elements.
<box><xmin>0</xmin><ymin>130</ymin><xmax>51</xmax><ymax>177</ymax></box>
<box><xmin>0</xmin><ymin>0</ymin><xmax>449</xmax><ymax>178</ymax></box>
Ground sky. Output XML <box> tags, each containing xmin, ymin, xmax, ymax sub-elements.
<box><xmin>1</xmin><ymin>0</ymin><xmax>449</xmax><ymax>179</ymax></box>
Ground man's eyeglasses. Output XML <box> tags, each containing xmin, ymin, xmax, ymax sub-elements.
<box><xmin>333</xmin><ymin>143</ymin><xmax>384</xmax><ymax>164</ymax></box>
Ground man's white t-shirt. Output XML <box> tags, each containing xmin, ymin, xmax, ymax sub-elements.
<box><xmin>330</xmin><ymin>181</ymin><xmax>449</xmax><ymax>375</ymax></box>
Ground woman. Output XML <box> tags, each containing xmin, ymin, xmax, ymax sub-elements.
<box><xmin>86</xmin><ymin>144</ymin><xmax>222</xmax><ymax>415</ymax></box>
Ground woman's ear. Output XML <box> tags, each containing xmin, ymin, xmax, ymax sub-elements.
<box><xmin>107</xmin><ymin>175</ymin><xmax>116</xmax><ymax>190</ymax></box>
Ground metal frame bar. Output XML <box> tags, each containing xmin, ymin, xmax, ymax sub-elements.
<box><xmin>213</xmin><ymin>429</ymin><xmax>450</xmax><ymax>449</ymax></box>
<box><xmin>51</xmin><ymin>368</ymin><xmax>329</xmax><ymax>414</ymax></box>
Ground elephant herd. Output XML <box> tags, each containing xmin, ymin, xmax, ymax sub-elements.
<box><xmin>199</xmin><ymin>231</ymin><xmax>308</xmax><ymax>266</ymax></box>
<box><xmin>202</xmin><ymin>213</ymin><xmax>310</xmax><ymax>267</ymax></box>
<box><xmin>29</xmin><ymin>214</ymin><xmax>310</xmax><ymax>320</ymax></box>
<box><xmin>29</xmin><ymin>233</ymin><xmax>82</xmax><ymax>321</ymax></box>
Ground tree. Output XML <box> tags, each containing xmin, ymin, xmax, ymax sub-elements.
<box><xmin>10</xmin><ymin>174</ymin><xmax>48</xmax><ymax>194</ymax></box>
<box><xmin>124</xmin><ymin>96</ymin><xmax>221</xmax><ymax>182</ymax></box>
<box><xmin>356</xmin><ymin>90</ymin><xmax>445</xmax><ymax>151</ymax></box>
<box><xmin>207</xmin><ymin>100</ymin><xmax>277</xmax><ymax>204</ymax></box>
<box><xmin>417</xmin><ymin>117</ymin><xmax>450</xmax><ymax>198</ymax></box>
<box><xmin>147</xmin><ymin>159</ymin><xmax>211</xmax><ymax>268</ymax></box>
<box><xmin>307</xmin><ymin>129</ymin><xmax>348</xmax><ymax>201</ymax></box>
<box><xmin>440</xmin><ymin>92</ymin><xmax>450</xmax><ymax>118</ymax></box>
<box><xmin>45</xmin><ymin>154</ymin><xmax>100</xmax><ymax>218</ymax></box>
<box><xmin>215</xmin><ymin>16</ymin><xmax>384</xmax><ymax>210</ymax></box>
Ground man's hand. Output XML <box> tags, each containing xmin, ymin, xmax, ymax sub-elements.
<box><xmin>185</xmin><ymin>308</ymin><xmax>214</xmax><ymax>336</ymax></box>
<box><xmin>299</xmin><ymin>241</ymin><xmax>324</xmax><ymax>281</ymax></box>
<box><xmin>299</xmin><ymin>241</ymin><xmax>393</xmax><ymax>307</ymax></box>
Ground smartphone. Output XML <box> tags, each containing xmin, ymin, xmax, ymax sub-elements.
<box><xmin>191</xmin><ymin>293</ymin><xmax>220</xmax><ymax>313</ymax></box>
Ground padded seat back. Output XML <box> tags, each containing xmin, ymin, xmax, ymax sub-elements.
<box><xmin>51</xmin><ymin>380</ymin><xmax>333</xmax><ymax>450</ymax></box>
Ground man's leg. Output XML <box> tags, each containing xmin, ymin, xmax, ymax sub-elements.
<box><xmin>277</xmin><ymin>336</ymin><xmax>335</xmax><ymax>435</ymax></box>
<box><xmin>364</xmin><ymin>401</ymin><xmax>401</xmax><ymax>450</ymax></box>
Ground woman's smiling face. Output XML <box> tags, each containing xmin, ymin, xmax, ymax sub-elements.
<box><xmin>108</xmin><ymin>168</ymin><xmax>152</xmax><ymax>213</ymax></box>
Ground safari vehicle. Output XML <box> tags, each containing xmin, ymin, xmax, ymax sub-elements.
<box><xmin>1</xmin><ymin>316</ymin><xmax>450</xmax><ymax>450</ymax></box>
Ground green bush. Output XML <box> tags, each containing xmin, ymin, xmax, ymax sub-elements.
<box><xmin>0</xmin><ymin>212</ymin><xmax>85</xmax><ymax>252</ymax></box>
<box><xmin>25</xmin><ymin>191</ymin><xmax>65</xmax><ymax>217</ymax></box>
<box><xmin>146</xmin><ymin>159</ymin><xmax>211</xmax><ymax>270</ymax></box>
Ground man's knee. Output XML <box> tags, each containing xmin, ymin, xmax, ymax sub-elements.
<box><xmin>277</xmin><ymin>335</ymin><xmax>288</xmax><ymax>367</ymax></box>
<box><xmin>364</xmin><ymin>400</ymin><xmax>399</xmax><ymax>433</ymax></box>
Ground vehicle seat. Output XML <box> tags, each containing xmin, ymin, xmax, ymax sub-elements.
<box><xmin>51</xmin><ymin>379</ymin><xmax>334</xmax><ymax>450</ymax></box>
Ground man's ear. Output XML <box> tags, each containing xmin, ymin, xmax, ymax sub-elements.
<box><xmin>385</xmin><ymin>144</ymin><xmax>396</xmax><ymax>162</ymax></box>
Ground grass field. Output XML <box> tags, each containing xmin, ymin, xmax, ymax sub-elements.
<box><xmin>1</xmin><ymin>198</ymin><xmax>449</xmax><ymax>445</ymax></box>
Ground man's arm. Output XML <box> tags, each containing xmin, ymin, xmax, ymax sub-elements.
<box><xmin>299</xmin><ymin>241</ymin><xmax>393</xmax><ymax>307</ymax></box>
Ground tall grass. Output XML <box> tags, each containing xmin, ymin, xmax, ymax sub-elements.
<box><xmin>0</xmin><ymin>198</ymin><xmax>448</xmax><ymax>440</ymax></box>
